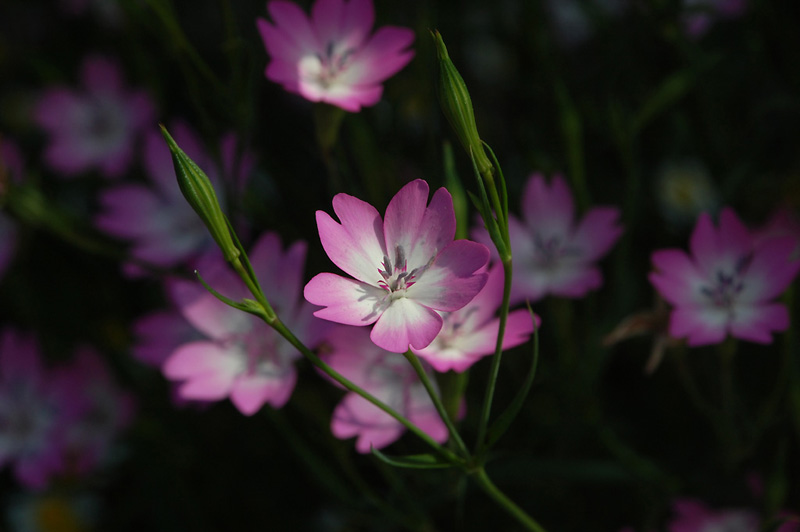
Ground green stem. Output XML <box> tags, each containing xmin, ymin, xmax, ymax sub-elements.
<box><xmin>470</xmin><ymin>466</ymin><xmax>547</xmax><ymax>532</ymax></box>
<box><xmin>474</xmin><ymin>256</ymin><xmax>513</xmax><ymax>453</ymax></box>
<box><xmin>402</xmin><ymin>350</ymin><xmax>470</xmax><ymax>457</ymax></box>
<box><xmin>268</xmin><ymin>317</ymin><xmax>463</xmax><ymax>465</ymax></box>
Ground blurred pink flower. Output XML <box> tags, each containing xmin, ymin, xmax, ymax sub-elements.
<box><xmin>56</xmin><ymin>347</ymin><xmax>136</xmax><ymax>477</ymax></box>
<box><xmin>649</xmin><ymin>208</ymin><xmax>800</xmax><ymax>346</ymax></box>
<box><xmin>324</xmin><ymin>326</ymin><xmax>447</xmax><ymax>452</ymax></box>
<box><xmin>0</xmin><ymin>329</ymin><xmax>69</xmax><ymax>489</ymax></box>
<box><xmin>668</xmin><ymin>498</ymin><xmax>798</xmax><ymax>532</ymax></box>
<box><xmin>131</xmin><ymin>309</ymin><xmax>204</xmax><ymax>369</ymax></box>
<box><xmin>682</xmin><ymin>0</ymin><xmax>747</xmax><ymax>38</ymax></box>
<box><xmin>257</xmin><ymin>0</ymin><xmax>415</xmax><ymax>111</ymax></box>
<box><xmin>304</xmin><ymin>179</ymin><xmax>489</xmax><ymax>353</ymax></box>
<box><xmin>474</xmin><ymin>173</ymin><xmax>622</xmax><ymax>303</ymax></box>
<box><xmin>95</xmin><ymin>121</ymin><xmax>254</xmax><ymax>276</ymax></box>
<box><xmin>412</xmin><ymin>264</ymin><xmax>539</xmax><ymax>373</ymax></box>
<box><xmin>163</xmin><ymin>233</ymin><xmax>326</xmax><ymax>415</ymax></box>
<box><xmin>34</xmin><ymin>55</ymin><xmax>154</xmax><ymax>179</ymax></box>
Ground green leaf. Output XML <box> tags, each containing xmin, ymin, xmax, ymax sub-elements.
<box><xmin>482</xmin><ymin>306</ymin><xmax>540</xmax><ymax>453</ymax></box>
<box><xmin>370</xmin><ymin>447</ymin><xmax>455</xmax><ymax>470</ymax></box>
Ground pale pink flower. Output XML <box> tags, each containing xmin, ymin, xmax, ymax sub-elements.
<box><xmin>412</xmin><ymin>264</ymin><xmax>539</xmax><ymax>373</ymax></box>
<box><xmin>163</xmin><ymin>233</ymin><xmax>326</xmax><ymax>415</ymax></box>
<box><xmin>649</xmin><ymin>208</ymin><xmax>800</xmax><ymax>346</ymax></box>
<box><xmin>34</xmin><ymin>55</ymin><xmax>154</xmax><ymax>179</ymax></box>
<box><xmin>257</xmin><ymin>0</ymin><xmax>415</xmax><ymax>112</ymax></box>
<box><xmin>474</xmin><ymin>173</ymin><xmax>622</xmax><ymax>304</ymax></box>
<box><xmin>325</xmin><ymin>326</ymin><xmax>447</xmax><ymax>452</ymax></box>
<box><xmin>668</xmin><ymin>498</ymin><xmax>799</xmax><ymax>532</ymax></box>
<box><xmin>304</xmin><ymin>179</ymin><xmax>490</xmax><ymax>353</ymax></box>
<box><xmin>95</xmin><ymin>121</ymin><xmax>253</xmax><ymax>275</ymax></box>
<box><xmin>0</xmin><ymin>329</ymin><xmax>69</xmax><ymax>489</ymax></box>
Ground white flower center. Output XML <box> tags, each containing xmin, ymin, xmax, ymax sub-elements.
<box><xmin>300</xmin><ymin>41</ymin><xmax>356</xmax><ymax>89</ymax></box>
<box><xmin>533</xmin><ymin>233</ymin><xmax>581</xmax><ymax>269</ymax></box>
<box><xmin>701</xmin><ymin>254</ymin><xmax>752</xmax><ymax>310</ymax></box>
<box><xmin>377</xmin><ymin>245</ymin><xmax>432</xmax><ymax>301</ymax></box>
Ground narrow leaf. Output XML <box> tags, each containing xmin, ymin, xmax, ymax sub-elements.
<box><xmin>370</xmin><ymin>447</ymin><xmax>455</xmax><ymax>470</ymax></box>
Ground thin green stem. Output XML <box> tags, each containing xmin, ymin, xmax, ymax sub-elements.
<box><xmin>470</xmin><ymin>466</ymin><xmax>547</xmax><ymax>532</ymax></box>
<box><xmin>474</xmin><ymin>256</ymin><xmax>513</xmax><ymax>453</ymax></box>
<box><xmin>402</xmin><ymin>350</ymin><xmax>470</xmax><ymax>457</ymax></box>
<box><xmin>268</xmin><ymin>317</ymin><xmax>463</xmax><ymax>465</ymax></box>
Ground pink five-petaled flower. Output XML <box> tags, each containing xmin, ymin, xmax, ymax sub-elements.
<box><xmin>34</xmin><ymin>55</ymin><xmax>154</xmax><ymax>179</ymax></box>
<box><xmin>649</xmin><ymin>208</ymin><xmax>800</xmax><ymax>347</ymax></box>
<box><xmin>412</xmin><ymin>264</ymin><xmax>540</xmax><ymax>373</ymax></box>
<box><xmin>474</xmin><ymin>172</ymin><xmax>623</xmax><ymax>304</ymax></box>
<box><xmin>324</xmin><ymin>326</ymin><xmax>448</xmax><ymax>452</ymax></box>
<box><xmin>304</xmin><ymin>179</ymin><xmax>490</xmax><ymax>353</ymax></box>
<box><xmin>163</xmin><ymin>232</ymin><xmax>326</xmax><ymax>416</ymax></box>
<box><xmin>257</xmin><ymin>0</ymin><xmax>415</xmax><ymax>112</ymax></box>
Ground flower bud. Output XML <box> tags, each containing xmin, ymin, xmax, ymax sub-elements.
<box><xmin>160</xmin><ymin>125</ymin><xmax>240</xmax><ymax>263</ymax></box>
<box><xmin>432</xmin><ymin>30</ymin><xmax>493</xmax><ymax>177</ymax></box>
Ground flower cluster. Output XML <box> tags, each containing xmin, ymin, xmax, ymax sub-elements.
<box><xmin>0</xmin><ymin>329</ymin><xmax>134</xmax><ymax>489</ymax></box>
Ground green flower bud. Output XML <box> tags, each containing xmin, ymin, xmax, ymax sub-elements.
<box><xmin>432</xmin><ymin>30</ymin><xmax>493</xmax><ymax>177</ymax></box>
<box><xmin>160</xmin><ymin>124</ymin><xmax>240</xmax><ymax>263</ymax></box>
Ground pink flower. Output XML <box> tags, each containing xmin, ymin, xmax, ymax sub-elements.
<box><xmin>0</xmin><ymin>329</ymin><xmax>69</xmax><ymax>489</ymax></box>
<box><xmin>257</xmin><ymin>0</ymin><xmax>415</xmax><ymax>112</ymax></box>
<box><xmin>412</xmin><ymin>264</ymin><xmax>540</xmax><ymax>373</ymax></box>
<box><xmin>304</xmin><ymin>179</ymin><xmax>490</xmax><ymax>353</ymax></box>
<box><xmin>474</xmin><ymin>173</ymin><xmax>622</xmax><ymax>303</ymax></box>
<box><xmin>324</xmin><ymin>326</ymin><xmax>447</xmax><ymax>452</ymax></box>
<box><xmin>131</xmin><ymin>309</ymin><xmax>203</xmax><ymax>369</ymax></box>
<box><xmin>34</xmin><ymin>55</ymin><xmax>154</xmax><ymax>179</ymax></box>
<box><xmin>95</xmin><ymin>121</ymin><xmax>253</xmax><ymax>275</ymax></box>
<box><xmin>649</xmin><ymin>208</ymin><xmax>800</xmax><ymax>346</ymax></box>
<box><xmin>163</xmin><ymin>232</ymin><xmax>326</xmax><ymax>415</ymax></box>
<box><xmin>56</xmin><ymin>348</ymin><xmax>136</xmax><ymax>477</ymax></box>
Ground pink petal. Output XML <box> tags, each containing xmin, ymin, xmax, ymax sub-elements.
<box><xmin>317</xmin><ymin>192</ymin><xmax>386</xmax><ymax>283</ymax></box>
<box><xmin>343</xmin><ymin>26</ymin><xmax>415</xmax><ymax>85</ymax></box>
<box><xmin>522</xmin><ymin>174</ymin><xmax>574</xmax><ymax>236</ymax></box>
<box><xmin>383</xmin><ymin>179</ymin><xmax>430</xmax><ymax>259</ymax></box>
<box><xmin>689</xmin><ymin>212</ymin><xmax>722</xmax><ymax>274</ymax></box>
<box><xmin>571</xmin><ymin>206</ymin><xmax>623</xmax><ymax>262</ymax></box>
<box><xmin>318</xmin><ymin>83</ymin><xmax>383</xmax><ymax>111</ymax></box>
<box><xmin>250</xmin><ymin>233</ymin><xmax>307</xmax><ymax>314</ymax></box>
<box><xmin>370</xmin><ymin>298</ymin><xmax>443</xmax><ymax>352</ymax></box>
<box><xmin>740</xmin><ymin>236</ymin><xmax>800</xmax><ymax>302</ymax></box>
<box><xmin>230</xmin><ymin>370</ymin><xmax>297</xmax><ymax>415</ymax></box>
<box><xmin>408</xmin><ymin>187</ymin><xmax>457</xmax><ymax>267</ymax></box>
<box><xmin>649</xmin><ymin>249</ymin><xmax>707</xmax><ymax>306</ymax></box>
<box><xmin>729</xmin><ymin>302</ymin><xmax>789</xmax><ymax>343</ymax></box>
<box><xmin>331</xmin><ymin>393</ymin><xmax>404</xmax><ymax>452</ymax></box>
<box><xmin>547</xmin><ymin>264</ymin><xmax>603</xmax><ymax>298</ymax></box>
<box><xmin>304</xmin><ymin>273</ymin><xmax>386</xmax><ymax>325</ymax></box>
<box><xmin>669</xmin><ymin>306</ymin><xmax>728</xmax><ymax>346</ymax></box>
<box><xmin>163</xmin><ymin>341</ymin><xmax>239</xmax><ymax>380</ymax></box>
<box><xmin>267</xmin><ymin>1</ymin><xmax>320</xmax><ymax>52</ymax></box>
<box><xmin>410</xmin><ymin>240</ymin><xmax>489</xmax><ymax>311</ymax></box>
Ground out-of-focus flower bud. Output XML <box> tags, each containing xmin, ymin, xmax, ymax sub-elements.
<box><xmin>160</xmin><ymin>125</ymin><xmax>239</xmax><ymax>263</ymax></box>
<box><xmin>432</xmin><ymin>30</ymin><xmax>493</xmax><ymax>177</ymax></box>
